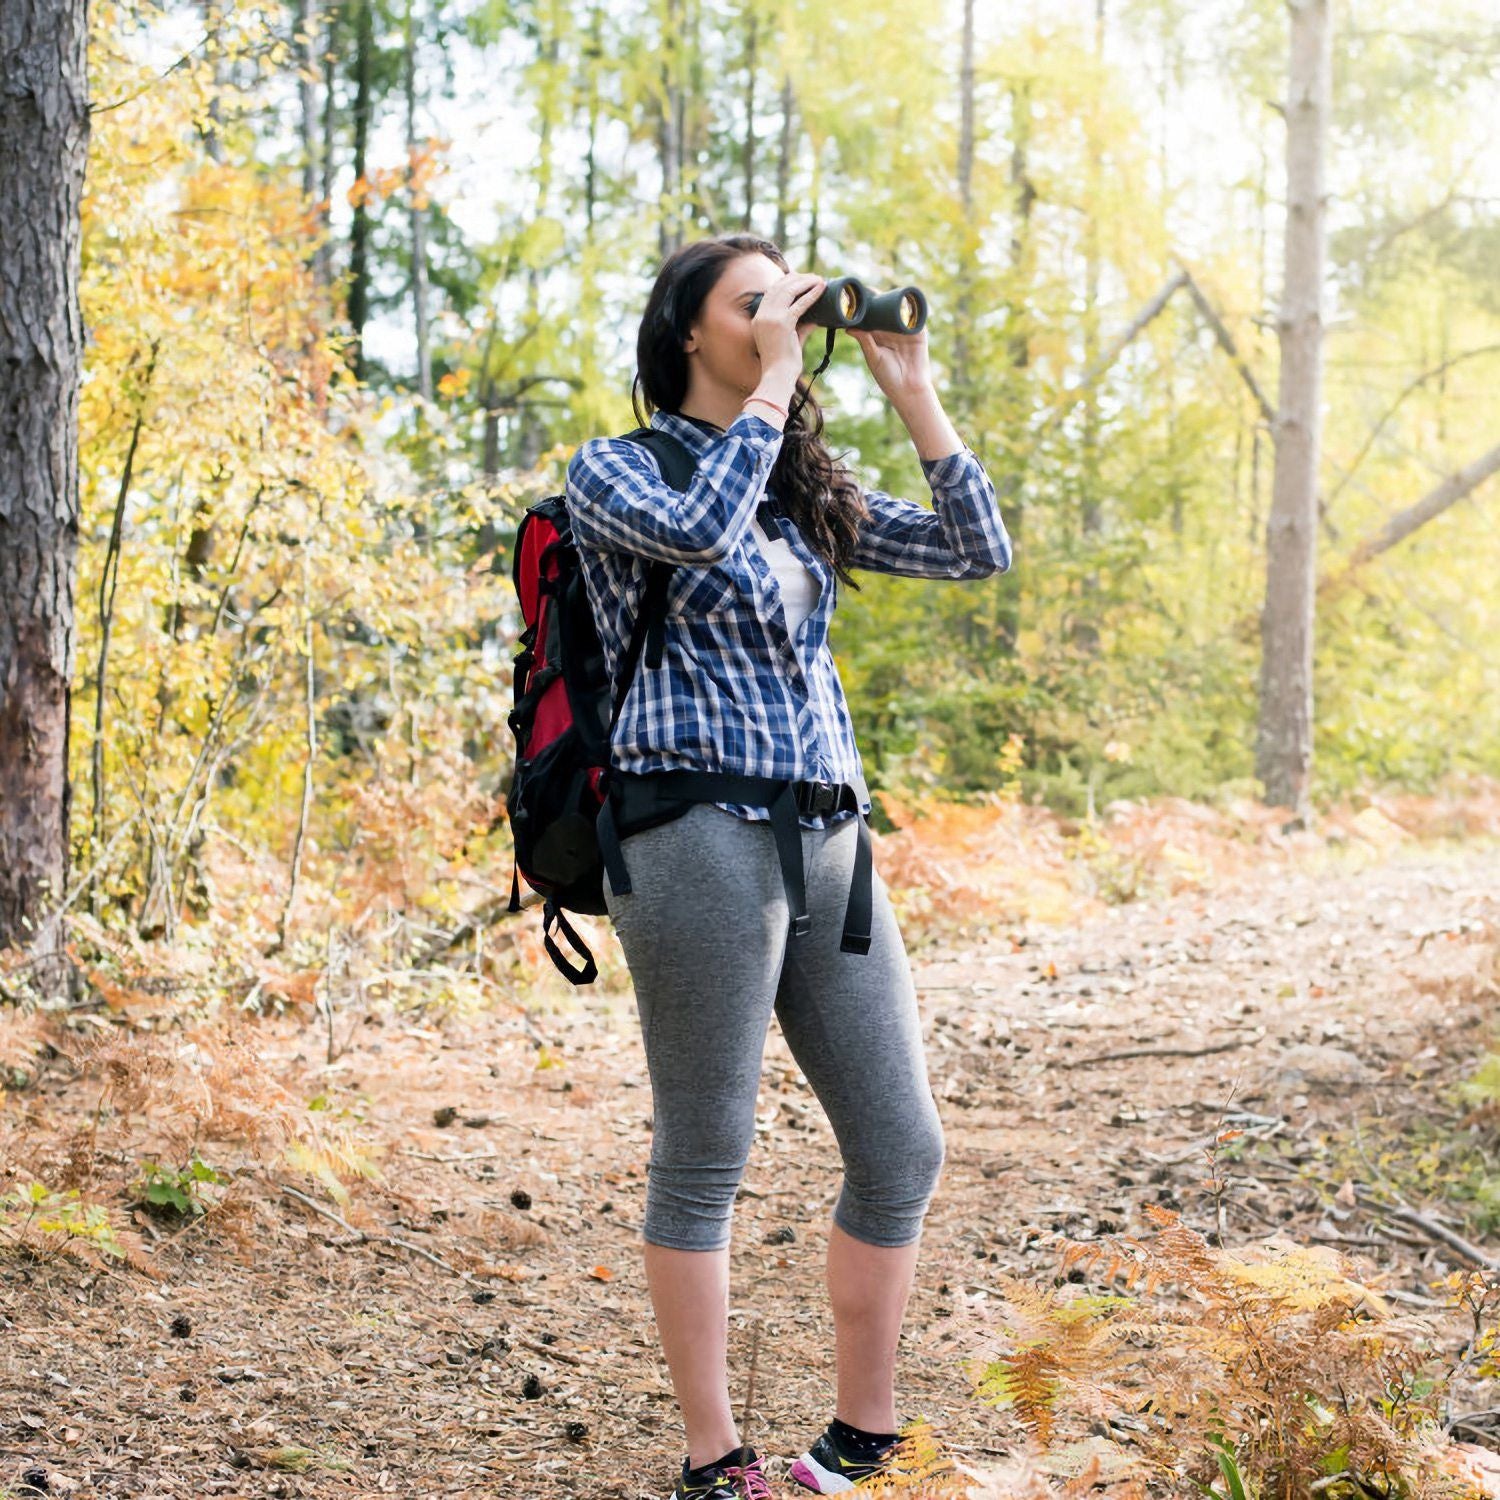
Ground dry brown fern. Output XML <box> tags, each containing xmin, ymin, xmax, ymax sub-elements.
<box><xmin>972</xmin><ymin>1275</ymin><xmax>1143</xmax><ymax>1449</ymax></box>
<box><xmin>1021</xmin><ymin>1206</ymin><xmax>1474</xmax><ymax>1500</ymax></box>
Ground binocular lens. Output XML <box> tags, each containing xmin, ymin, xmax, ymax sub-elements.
<box><xmin>739</xmin><ymin>276</ymin><xmax>926</xmax><ymax>336</ymax></box>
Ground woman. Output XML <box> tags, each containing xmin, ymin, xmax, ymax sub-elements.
<box><xmin>565</xmin><ymin>234</ymin><xmax>1012</xmax><ymax>1500</ymax></box>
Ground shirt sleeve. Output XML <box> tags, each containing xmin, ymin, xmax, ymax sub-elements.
<box><xmin>566</xmin><ymin>411</ymin><xmax>783</xmax><ymax>565</ymax></box>
<box><xmin>849</xmin><ymin>445</ymin><xmax>1013</xmax><ymax>579</ymax></box>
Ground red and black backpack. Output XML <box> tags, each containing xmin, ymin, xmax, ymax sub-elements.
<box><xmin>503</xmin><ymin>427</ymin><xmax>697</xmax><ymax>985</ymax></box>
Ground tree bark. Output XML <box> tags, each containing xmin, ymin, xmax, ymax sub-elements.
<box><xmin>199</xmin><ymin>0</ymin><xmax>227</xmax><ymax>163</ymax></box>
<box><xmin>740</xmin><ymin>4</ymin><xmax>757</xmax><ymax>230</ymax></box>
<box><xmin>657</xmin><ymin>0</ymin><xmax>684</xmax><ymax>260</ymax></box>
<box><xmin>1255</xmin><ymin>0</ymin><xmax>1332</xmax><ymax>817</ymax></box>
<box><xmin>296</xmin><ymin>0</ymin><xmax>319</xmax><ymax>205</ymax></box>
<box><xmin>0</xmin><ymin>0</ymin><xmax>90</xmax><ymax>956</ymax></box>
<box><xmin>952</xmin><ymin>0</ymin><xmax>975</xmax><ymax>396</ymax></box>
<box><xmin>583</xmin><ymin>5</ymin><xmax>602</xmax><ymax>234</ymax></box>
<box><xmin>316</xmin><ymin>0</ymin><xmax>338</xmax><ymax>289</ymax></box>
<box><xmin>348</xmin><ymin>0</ymin><xmax>374</xmax><ymax>379</ymax></box>
<box><xmin>773</xmin><ymin>73</ymin><xmax>794</xmax><ymax>249</ymax></box>
<box><xmin>1071</xmin><ymin>0</ymin><xmax>1107</xmax><ymax>654</ymax></box>
<box><xmin>404</xmin><ymin>0</ymin><xmax>432</xmax><ymax>401</ymax></box>
<box><xmin>994</xmin><ymin>80</ymin><xmax>1036</xmax><ymax>655</ymax></box>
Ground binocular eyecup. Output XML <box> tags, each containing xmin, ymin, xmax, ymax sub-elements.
<box><xmin>746</xmin><ymin>275</ymin><xmax>927</xmax><ymax>336</ymax></box>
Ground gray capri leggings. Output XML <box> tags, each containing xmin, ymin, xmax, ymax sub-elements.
<box><xmin>602</xmin><ymin>800</ymin><xmax>946</xmax><ymax>1252</ymax></box>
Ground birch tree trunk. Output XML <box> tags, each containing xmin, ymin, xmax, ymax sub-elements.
<box><xmin>0</xmin><ymin>0</ymin><xmax>90</xmax><ymax>957</ymax></box>
<box><xmin>1256</xmin><ymin>0</ymin><xmax>1331</xmax><ymax>816</ymax></box>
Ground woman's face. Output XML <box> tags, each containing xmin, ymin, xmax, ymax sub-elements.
<box><xmin>682</xmin><ymin>252</ymin><xmax>806</xmax><ymax>397</ymax></box>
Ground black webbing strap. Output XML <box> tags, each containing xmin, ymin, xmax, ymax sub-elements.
<box><xmin>615</xmin><ymin>427</ymin><xmax>698</xmax><ymax>670</ymax></box>
<box><xmin>596</xmin><ymin>768</ymin><xmax>873</xmax><ymax>956</ymax></box>
<box><xmin>541</xmin><ymin>896</ymin><xmax>598</xmax><ymax>985</ymax></box>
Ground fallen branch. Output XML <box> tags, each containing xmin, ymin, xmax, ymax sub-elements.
<box><xmin>1353</xmin><ymin>1186</ymin><xmax>1499</xmax><ymax>1270</ymax></box>
<box><xmin>277</xmin><ymin>1182</ymin><xmax>492</xmax><ymax>1290</ymax></box>
<box><xmin>1060</xmin><ymin>1034</ymin><xmax>1261</xmax><ymax>1069</ymax></box>
<box><xmin>1447</xmin><ymin>1409</ymin><xmax>1500</xmax><ymax>1436</ymax></box>
<box><xmin>1243</xmin><ymin>1156</ymin><xmax>1487</xmax><ymax>1259</ymax></box>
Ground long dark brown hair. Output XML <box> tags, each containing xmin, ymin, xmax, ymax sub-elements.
<box><xmin>631</xmin><ymin>234</ymin><xmax>870</xmax><ymax>593</ymax></box>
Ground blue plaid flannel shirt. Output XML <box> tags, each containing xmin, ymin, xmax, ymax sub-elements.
<box><xmin>565</xmin><ymin>407</ymin><xmax>1012</xmax><ymax>828</ymax></box>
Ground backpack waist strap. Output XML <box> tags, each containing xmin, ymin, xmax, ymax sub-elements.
<box><xmin>596</xmin><ymin>768</ymin><xmax>873</xmax><ymax>956</ymax></box>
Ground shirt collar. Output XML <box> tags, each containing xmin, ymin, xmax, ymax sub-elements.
<box><xmin>650</xmin><ymin>408</ymin><xmax>729</xmax><ymax>458</ymax></box>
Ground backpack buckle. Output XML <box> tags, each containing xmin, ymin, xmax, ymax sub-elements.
<box><xmin>794</xmin><ymin>779</ymin><xmax>842</xmax><ymax>817</ymax></box>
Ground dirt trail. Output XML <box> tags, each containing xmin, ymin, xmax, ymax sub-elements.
<box><xmin>3</xmin><ymin>840</ymin><xmax>1497</xmax><ymax>1497</ymax></box>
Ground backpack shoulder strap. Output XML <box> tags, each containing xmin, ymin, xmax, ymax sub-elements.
<box><xmin>610</xmin><ymin>426</ymin><xmax>702</xmax><ymax>672</ymax></box>
<box><xmin>617</xmin><ymin>426</ymin><xmax>698</xmax><ymax>493</ymax></box>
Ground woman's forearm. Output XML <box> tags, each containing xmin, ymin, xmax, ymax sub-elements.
<box><xmin>893</xmin><ymin>387</ymin><xmax>964</xmax><ymax>464</ymax></box>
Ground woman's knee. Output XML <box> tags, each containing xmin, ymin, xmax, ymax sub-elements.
<box><xmin>833</xmin><ymin>1113</ymin><xmax>946</xmax><ymax>1246</ymax></box>
<box><xmin>642</xmin><ymin>1156</ymin><xmax>750</xmax><ymax>1251</ymax></box>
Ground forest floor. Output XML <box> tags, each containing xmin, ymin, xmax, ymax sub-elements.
<box><xmin>2</xmin><ymin>807</ymin><xmax>1499</xmax><ymax>1498</ymax></box>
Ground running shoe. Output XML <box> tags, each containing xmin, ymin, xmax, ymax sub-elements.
<box><xmin>789</xmin><ymin>1416</ymin><xmax>954</xmax><ymax>1492</ymax></box>
<box><xmin>666</xmin><ymin>1442</ymin><xmax>774</xmax><ymax>1499</ymax></box>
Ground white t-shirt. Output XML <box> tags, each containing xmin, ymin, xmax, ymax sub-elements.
<box><xmin>751</xmin><ymin>514</ymin><xmax>820</xmax><ymax>636</ymax></box>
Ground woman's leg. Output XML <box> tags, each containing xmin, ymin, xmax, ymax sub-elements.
<box><xmin>604</xmin><ymin>803</ymin><xmax>791</xmax><ymax>1469</ymax></box>
<box><xmin>825</xmin><ymin>1224</ymin><xmax>922</xmax><ymax>1430</ymax></box>
<box><xmin>773</xmin><ymin>814</ymin><xmax>947</xmax><ymax>1431</ymax></box>
<box><xmin>644</xmin><ymin>1243</ymin><xmax>739</xmax><ymax>1466</ymax></box>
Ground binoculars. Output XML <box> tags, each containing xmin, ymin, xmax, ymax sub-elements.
<box><xmin>746</xmin><ymin>275</ymin><xmax>927</xmax><ymax>335</ymax></box>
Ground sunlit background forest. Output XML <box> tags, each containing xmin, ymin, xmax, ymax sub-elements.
<box><xmin>62</xmin><ymin>0</ymin><xmax>1498</xmax><ymax>967</ymax></box>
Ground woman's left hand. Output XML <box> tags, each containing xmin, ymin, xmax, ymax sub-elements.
<box><xmin>848</xmin><ymin>324</ymin><xmax>934</xmax><ymax>406</ymax></box>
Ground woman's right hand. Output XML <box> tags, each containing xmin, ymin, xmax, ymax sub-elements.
<box><xmin>751</xmin><ymin>273</ymin><xmax>828</xmax><ymax>376</ymax></box>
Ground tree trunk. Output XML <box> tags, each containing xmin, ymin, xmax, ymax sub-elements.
<box><xmin>741</xmin><ymin>4</ymin><xmax>757</xmax><ymax>230</ymax></box>
<box><xmin>316</xmin><ymin>0</ymin><xmax>338</xmax><ymax>289</ymax></box>
<box><xmin>657</xmin><ymin>0</ymin><xmax>684</xmax><ymax>259</ymax></box>
<box><xmin>0</xmin><ymin>0</ymin><xmax>90</xmax><ymax>957</ymax></box>
<box><xmin>199</xmin><ymin>0</ymin><xmax>227</xmax><ymax>163</ymax></box>
<box><xmin>583</xmin><ymin>5</ymin><xmax>602</xmax><ymax>234</ymax></box>
<box><xmin>808</xmin><ymin>135</ymin><xmax>822</xmax><ymax>266</ymax></box>
<box><xmin>1255</xmin><ymin>0</ymin><xmax>1331</xmax><ymax>817</ymax></box>
<box><xmin>297</xmin><ymin>0</ymin><xmax>319</xmax><ymax>205</ymax></box>
<box><xmin>994</xmin><ymin>80</ymin><xmax>1036</xmax><ymax>656</ymax></box>
<box><xmin>773</xmin><ymin>73</ymin><xmax>794</xmax><ymax>249</ymax></box>
<box><xmin>348</xmin><ymin>0</ymin><xmax>374</xmax><ymax>379</ymax></box>
<box><xmin>404</xmin><ymin>0</ymin><xmax>432</xmax><ymax>401</ymax></box>
<box><xmin>1071</xmin><ymin>0</ymin><xmax>1106</xmax><ymax>655</ymax></box>
<box><xmin>952</xmin><ymin>0</ymin><xmax>975</xmax><ymax>397</ymax></box>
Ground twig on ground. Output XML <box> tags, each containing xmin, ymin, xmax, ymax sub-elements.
<box><xmin>1354</xmin><ymin>1187</ymin><xmax>1499</xmax><ymax>1270</ymax></box>
<box><xmin>278</xmin><ymin>1182</ymin><xmax>492</xmax><ymax>1290</ymax></box>
<box><xmin>1446</xmin><ymin>1409</ymin><xmax>1500</xmax><ymax>1435</ymax></box>
<box><xmin>1060</xmin><ymin>1033</ymin><xmax>1263</xmax><ymax>1069</ymax></box>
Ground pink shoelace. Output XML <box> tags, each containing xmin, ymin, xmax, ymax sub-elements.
<box><xmin>720</xmin><ymin>1456</ymin><xmax>773</xmax><ymax>1499</ymax></box>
